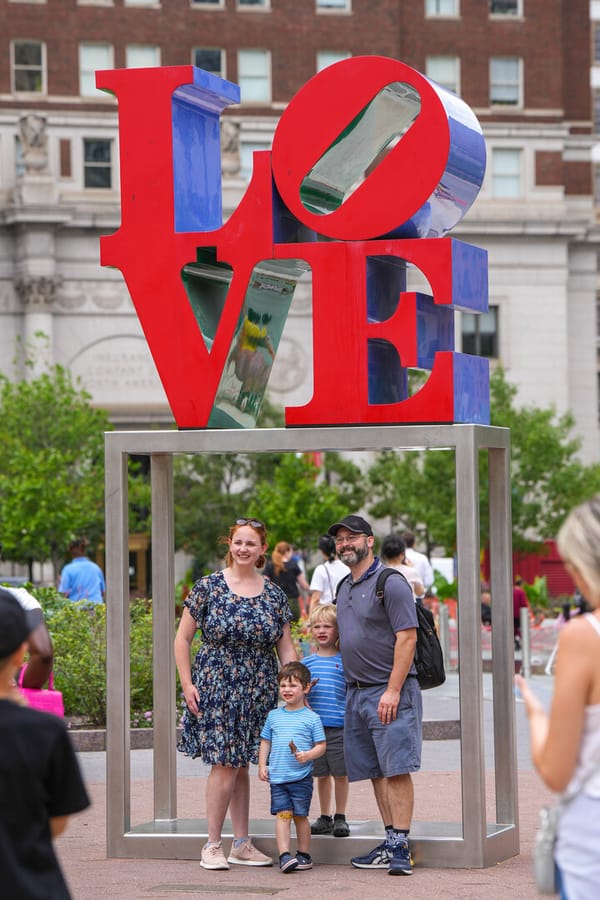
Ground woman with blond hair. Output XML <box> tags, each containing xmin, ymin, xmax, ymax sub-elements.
<box><xmin>516</xmin><ymin>495</ymin><xmax>600</xmax><ymax>899</ymax></box>
<box><xmin>263</xmin><ymin>541</ymin><xmax>310</xmax><ymax>621</ymax></box>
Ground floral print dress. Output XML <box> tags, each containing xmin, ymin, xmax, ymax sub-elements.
<box><xmin>177</xmin><ymin>571</ymin><xmax>292</xmax><ymax>766</ymax></box>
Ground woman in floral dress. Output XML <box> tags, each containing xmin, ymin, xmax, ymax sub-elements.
<box><xmin>174</xmin><ymin>518</ymin><xmax>297</xmax><ymax>871</ymax></box>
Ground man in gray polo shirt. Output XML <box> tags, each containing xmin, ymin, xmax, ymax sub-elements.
<box><xmin>329</xmin><ymin>515</ymin><xmax>422</xmax><ymax>876</ymax></box>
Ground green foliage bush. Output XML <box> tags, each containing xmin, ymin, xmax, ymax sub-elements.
<box><xmin>35</xmin><ymin>587</ymin><xmax>155</xmax><ymax>727</ymax></box>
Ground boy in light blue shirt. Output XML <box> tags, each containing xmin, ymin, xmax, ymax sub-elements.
<box><xmin>259</xmin><ymin>661</ymin><xmax>326</xmax><ymax>873</ymax></box>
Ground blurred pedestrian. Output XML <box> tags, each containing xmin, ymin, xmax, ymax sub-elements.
<box><xmin>380</xmin><ymin>533</ymin><xmax>425</xmax><ymax>601</ymax></box>
<box><xmin>516</xmin><ymin>495</ymin><xmax>600</xmax><ymax>899</ymax></box>
<box><xmin>402</xmin><ymin>531</ymin><xmax>434</xmax><ymax>593</ymax></box>
<box><xmin>0</xmin><ymin>588</ymin><xmax>90</xmax><ymax>899</ymax></box>
<box><xmin>59</xmin><ymin>538</ymin><xmax>105</xmax><ymax>604</ymax></box>
<box><xmin>264</xmin><ymin>541</ymin><xmax>310</xmax><ymax>622</ymax></box>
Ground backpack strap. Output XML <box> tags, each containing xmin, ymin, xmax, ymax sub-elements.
<box><xmin>333</xmin><ymin>573</ymin><xmax>350</xmax><ymax>604</ymax></box>
<box><xmin>375</xmin><ymin>566</ymin><xmax>412</xmax><ymax>602</ymax></box>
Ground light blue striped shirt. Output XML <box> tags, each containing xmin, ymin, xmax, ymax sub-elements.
<box><xmin>302</xmin><ymin>653</ymin><xmax>346</xmax><ymax>728</ymax></box>
<box><xmin>261</xmin><ymin>706</ymin><xmax>325</xmax><ymax>784</ymax></box>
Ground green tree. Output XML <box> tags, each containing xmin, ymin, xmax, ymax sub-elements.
<box><xmin>250</xmin><ymin>452</ymin><xmax>366</xmax><ymax>551</ymax></box>
<box><xmin>0</xmin><ymin>363</ymin><xmax>111</xmax><ymax>579</ymax></box>
<box><xmin>367</xmin><ymin>366</ymin><xmax>600</xmax><ymax>554</ymax></box>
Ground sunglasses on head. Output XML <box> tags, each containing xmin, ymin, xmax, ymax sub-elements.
<box><xmin>236</xmin><ymin>518</ymin><xmax>264</xmax><ymax>529</ymax></box>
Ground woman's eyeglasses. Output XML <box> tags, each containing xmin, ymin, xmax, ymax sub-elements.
<box><xmin>236</xmin><ymin>518</ymin><xmax>264</xmax><ymax>529</ymax></box>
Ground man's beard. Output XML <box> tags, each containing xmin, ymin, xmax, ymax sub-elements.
<box><xmin>339</xmin><ymin>541</ymin><xmax>369</xmax><ymax>566</ymax></box>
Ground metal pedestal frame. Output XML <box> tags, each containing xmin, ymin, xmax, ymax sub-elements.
<box><xmin>105</xmin><ymin>424</ymin><xmax>518</xmax><ymax>867</ymax></box>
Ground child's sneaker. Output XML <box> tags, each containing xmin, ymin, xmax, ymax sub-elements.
<box><xmin>311</xmin><ymin>814</ymin><xmax>334</xmax><ymax>835</ymax></box>
<box><xmin>200</xmin><ymin>841</ymin><xmax>229</xmax><ymax>870</ymax></box>
<box><xmin>388</xmin><ymin>839</ymin><xmax>413</xmax><ymax>876</ymax></box>
<box><xmin>294</xmin><ymin>852</ymin><xmax>313</xmax><ymax>870</ymax></box>
<box><xmin>279</xmin><ymin>852</ymin><xmax>299</xmax><ymax>873</ymax></box>
<box><xmin>228</xmin><ymin>839</ymin><xmax>272</xmax><ymax>866</ymax></box>
<box><xmin>351</xmin><ymin>841</ymin><xmax>390</xmax><ymax>869</ymax></box>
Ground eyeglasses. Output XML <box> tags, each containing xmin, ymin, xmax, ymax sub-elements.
<box><xmin>334</xmin><ymin>533</ymin><xmax>364</xmax><ymax>544</ymax></box>
<box><xmin>236</xmin><ymin>518</ymin><xmax>264</xmax><ymax>529</ymax></box>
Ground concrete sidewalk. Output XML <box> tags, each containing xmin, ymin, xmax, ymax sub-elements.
<box><xmin>55</xmin><ymin>671</ymin><xmax>555</xmax><ymax>898</ymax></box>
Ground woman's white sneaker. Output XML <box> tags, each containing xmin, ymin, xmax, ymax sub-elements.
<box><xmin>200</xmin><ymin>841</ymin><xmax>230</xmax><ymax>870</ymax></box>
<box><xmin>228</xmin><ymin>839</ymin><xmax>273</xmax><ymax>866</ymax></box>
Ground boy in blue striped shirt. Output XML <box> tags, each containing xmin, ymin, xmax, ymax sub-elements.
<box><xmin>259</xmin><ymin>662</ymin><xmax>326</xmax><ymax>872</ymax></box>
<box><xmin>303</xmin><ymin>604</ymin><xmax>350</xmax><ymax>837</ymax></box>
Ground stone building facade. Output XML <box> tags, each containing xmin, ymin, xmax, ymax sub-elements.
<box><xmin>1</xmin><ymin>0</ymin><xmax>598</xmax><ymax>460</ymax></box>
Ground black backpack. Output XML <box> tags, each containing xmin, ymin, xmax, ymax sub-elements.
<box><xmin>335</xmin><ymin>567</ymin><xmax>446</xmax><ymax>691</ymax></box>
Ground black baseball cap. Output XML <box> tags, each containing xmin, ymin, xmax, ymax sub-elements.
<box><xmin>0</xmin><ymin>588</ymin><xmax>36</xmax><ymax>659</ymax></box>
<box><xmin>328</xmin><ymin>515</ymin><xmax>373</xmax><ymax>538</ymax></box>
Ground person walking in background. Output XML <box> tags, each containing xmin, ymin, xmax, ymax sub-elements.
<box><xmin>380</xmin><ymin>533</ymin><xmax>425</xmax><ymax>601</ymax></box>
<box><xmin>1</xmin><ymin>542</ymin><xmax>53</xmax><ymax>687</ymax></box>
<box><xmin>513</xmin><ymin>575</ymin><xmax>530</xmax><ymax>649</ymax></box>
<box><xmin>329</xmin><ymin>515</ymin><xmax>421</xmax><ymax>876</ymax></box>
<box><xmin>402</xmin><ymin>531</ymin><xmax>434</xmax><ymax>593</ymax></box>
<box><xmin>58</xmin><ymin>538</ymin><xmax>105</xmax><ymax>604</ymax></box>
<box><xmin>264</xmin><ymin>541</ymin><xmax>310</xmax><ymax>622</ymax></box>
<box><xmin>308</xmin><ymin>534</ymin><xmax>350</xmax><ymax>614</ymax></box>
<box><xmin>303</xmin><ymin>603</ymin><xmax>350</xmax><ymax>837</ymax></box>
<box><xmin>0</xmin><ymin>588</ymin><xmax>90</xmax><ymax>899</ymax></box>
<box><xmin>516</xmin><ymin>495</ymin><xmax>600</xmax><ymax>900</ymax></box>
<box><xmin>258</xmin><ymin>661</ymin><xmax>326</xmax><ymax>873</ymax></box>
<box><xmin>174</xmin><ymin>518</ymin><xmax>297</xmax><ymax>871</ymax></box>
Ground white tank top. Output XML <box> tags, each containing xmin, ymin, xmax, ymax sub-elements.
<box><xmin>565</xmin><ymin>614</ymin><xmax>600</xmax><ymax>798</ymax></box>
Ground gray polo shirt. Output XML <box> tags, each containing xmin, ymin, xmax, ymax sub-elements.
<box><xmin>336</xmin><ymin>558</ymin><xmax>418</xmax><ymax>685</ymax></box>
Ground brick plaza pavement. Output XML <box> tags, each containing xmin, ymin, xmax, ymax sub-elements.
<box><xmin>56</xmin><ymin>660</ymin><xmax>558</xmax><ymax>900</ymax></box>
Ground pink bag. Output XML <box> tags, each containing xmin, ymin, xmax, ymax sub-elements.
<box><xmin>18</xmin><ymin>667</ymin><xmax>65</xmax><ymax>717</ymax></box>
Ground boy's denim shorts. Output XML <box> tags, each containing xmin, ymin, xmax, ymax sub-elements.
<box><xmin>344</xmin><ymin>676</ymin><xmax>422</xmax><ymax>781</ymax></box>
<box><xmin>270</xmin><ymin>774</ymin><xmax>314</xmax><ymax>817</ymax></box>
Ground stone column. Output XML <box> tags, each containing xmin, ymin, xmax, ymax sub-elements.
<box><xmin>14</xmin><ymin>275</ymin><xmax>61</xmax><ymax>376</ymax></box>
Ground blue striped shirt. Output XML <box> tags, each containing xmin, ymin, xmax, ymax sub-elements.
<box><xmin>302</xmin><ymin>653</ymin><xmax>346</xmax><ymax>728</ymax></box>
<box><xmin>261</xmin><ymin>706</ymin><xmax>325</xmax><ymax>784</ymax></box>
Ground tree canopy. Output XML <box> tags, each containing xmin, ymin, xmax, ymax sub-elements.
<box><xmin>0</xmin><ymin>363</ymin><xmax>111</xmax><ymax>579</ymax></box>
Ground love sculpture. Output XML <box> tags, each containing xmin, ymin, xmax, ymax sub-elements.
<box><xmin>97</xmin><ymin>57</ymin><xmax>488</xmax><ymax>428</ymax></box>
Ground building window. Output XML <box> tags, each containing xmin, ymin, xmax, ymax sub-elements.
<box><xmin>238</xmin><ymin>0</ymin><xmax>268</xmax><ymax>7</ymax></box>
<box><xmin>237</xmin><ymin>50</ymin><xmax>270</xmax><ymax>103</ymax></box>
<box><xmin>594</xmin><ymin>24</ymin><xmax>600</xmax><ymax>63</ymax></box>
<box><xmin>126</xmin><ymin>45</ymin><xmax>160</xmax><ymax>67</ymax></box>
<box><xmin>193</xmin><ymin>48</ymin><xmax>225</xmax><ymax>77</ymax></box>
<box><xmin>316</xmin><ymin>50</ymin><xmax>351</xmax><ymax>72</ymax></box>
<box><xmin>84</xmin><ymin>139</ymin><xmax>112</xmax><ymax>188</ymax></box>
<box><xmin>426</xmin><ymin>55</ymin><xmax>460</xmax><ymax>94</ymax></box>
<box><xmin>462</xmin><ymin>306</ymin><xmax>498</xmax><ymax>358</ymax></box>
<box><xmin>12</xmin><ymin>41</ymin><xmax>45</xmax><ymax>93</ymax></box>
<box><xmin>490</xmin><ymin>0</ymin><xmax>520</xmax><ymax>14</ymax></box>
<box><xmin>317</xmin><ymin>0</ymin><xmax>350</xmax><ymax>10</ymax></box>
<box><xmin>191</xmin><ymin>0</ymin><xmax>223</xmax><ymax>6</ymax></box>
<box><xmin>491</xmin><ymin>148</ymin><xmax>522</xmax><ymax>197</ymax></box>
<box><xmin>79</xmin><ymin>43</ymin><xmax>113</xmax><ymax>97</ymax></box>
<box><xmin>425</xmin><ymin>0</ymin><xmax>459</xmax><ymax>16</ymax></box>
<box><xmin>240</xmin><ymin>142</ymin><xmax>271</xmax><ymax>180</ymax></box>
<box><xmin>490</xmin><ymin>56</ymin><xmax>521</xmax><ymax>106</ymax></box>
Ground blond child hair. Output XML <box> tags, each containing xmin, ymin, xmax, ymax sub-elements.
<box><xmin>308</xmin><ymin>603</ymin><xmax>338</xmax><ymax>628</ymax></box>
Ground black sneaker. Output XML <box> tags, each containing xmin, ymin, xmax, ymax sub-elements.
<box><xmin>279</xmin><ymin>852</ymin><xmax>298</xmax><ymax>873</ymax></box>
<box><xmin>333</xmin><ymin>815</ymin><xmax>350</xmax><ymax>837</ymax></box>
<box><xmin>388</xmin><ymin>840</ymin><xmax>413</xmax><ymax>876</ymax></box>
<box><xmin>294</xmin><ymin>852</ymin><xmax>313</xmax><ymax>870</ymax></box>
<box><xmin>351</xmin><ymin>841</ymin><xmax>390</xmax><ymax>869</ymax></box>
<box><xmin>311</xmin><ymin>815</ymin><xmax>334</xmax><ymax>835</ymax></box>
